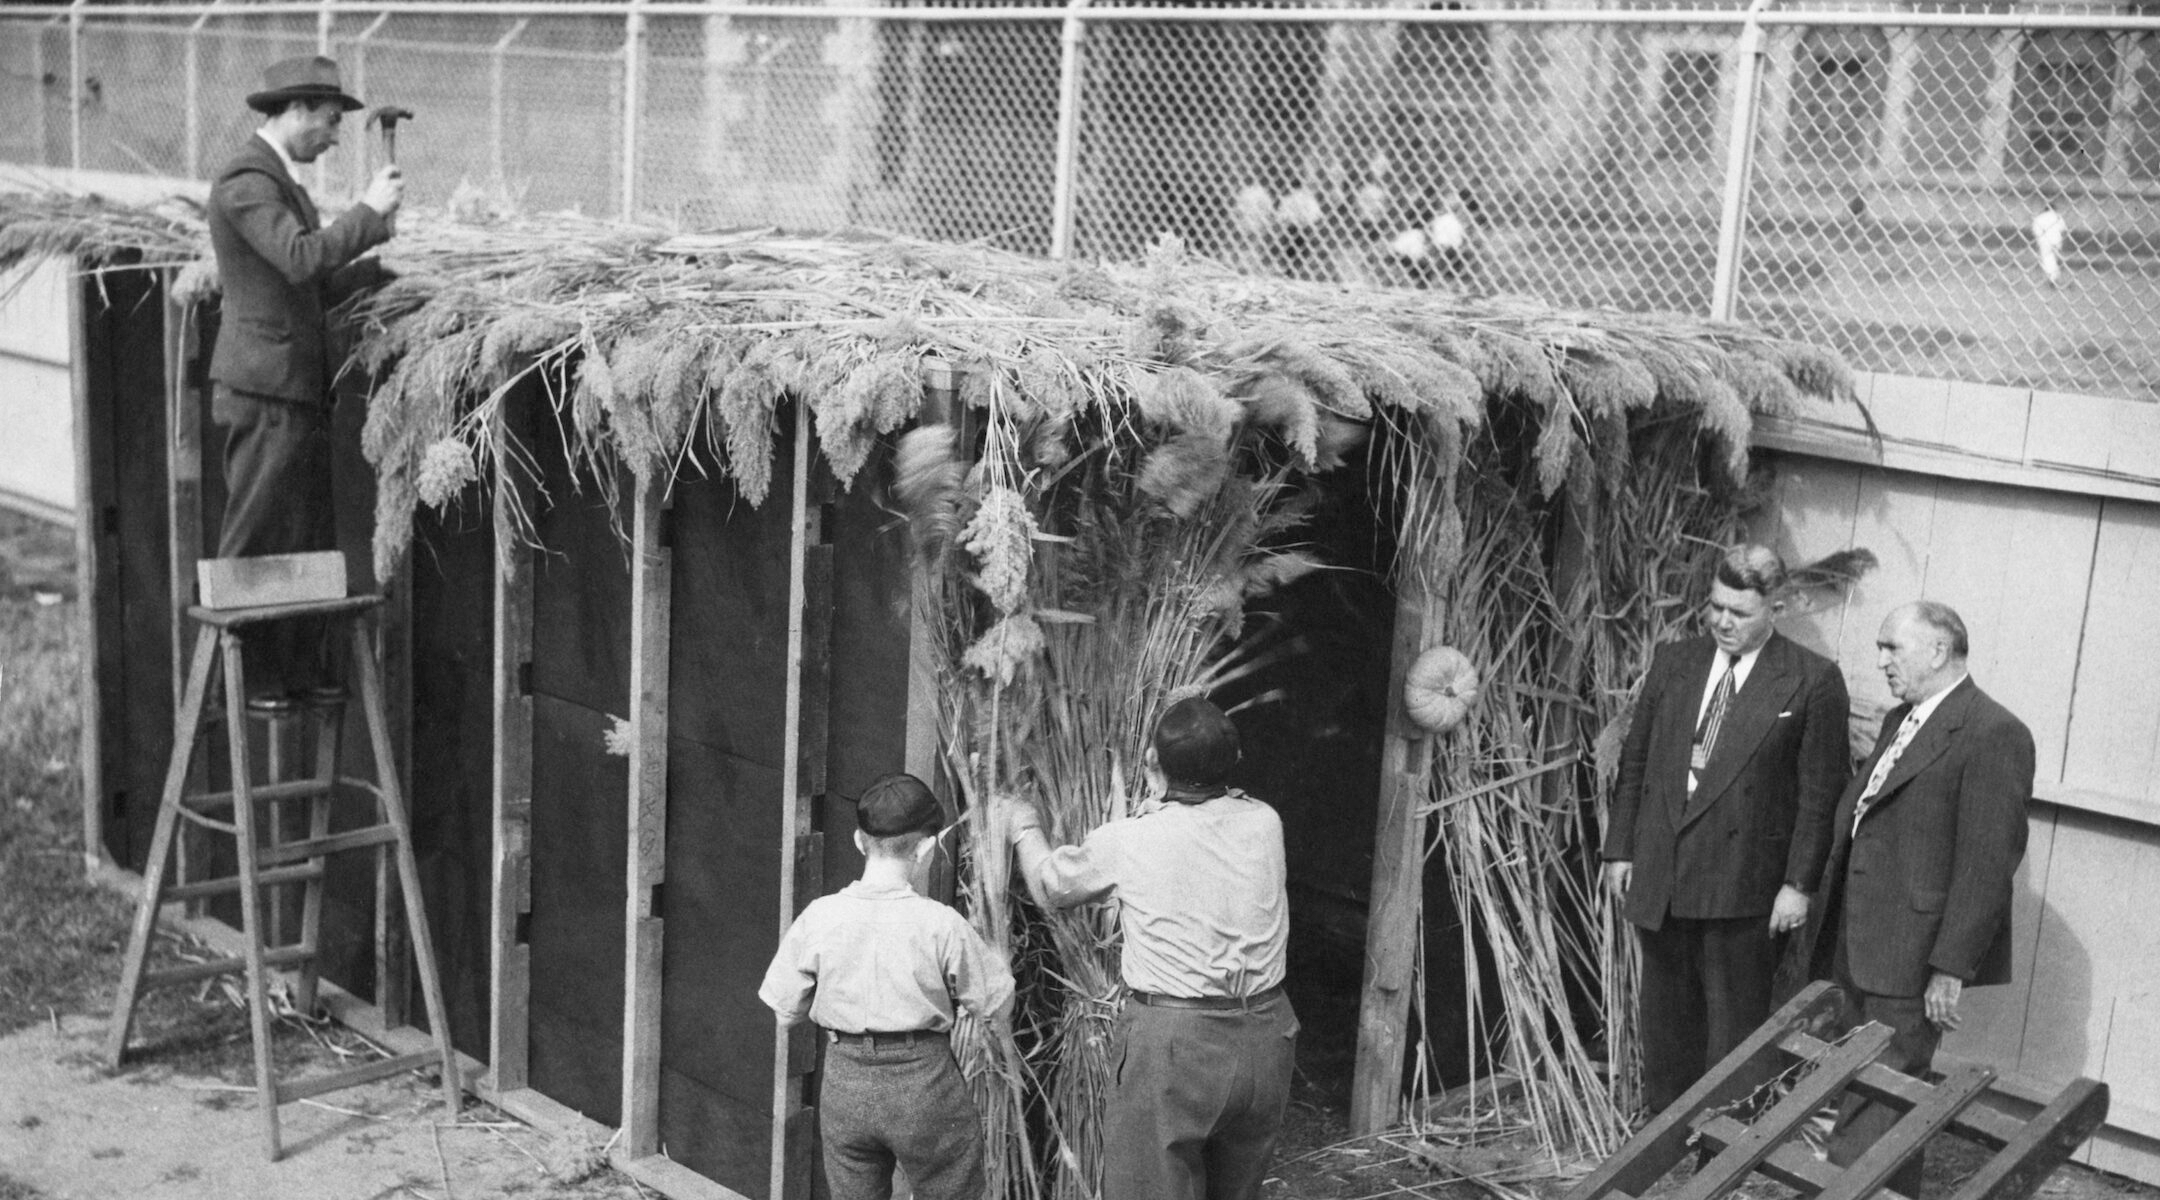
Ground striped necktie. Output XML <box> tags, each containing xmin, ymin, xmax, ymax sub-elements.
<box><xmin>1852</xmin><ymin>709</ymin><xmax>1923</xmax><ymax>833</ymax></box>
<box><xmin>1688</xmin><ymin>654</ymin><xmax>1737</xmax><ymax>787</ymax></box>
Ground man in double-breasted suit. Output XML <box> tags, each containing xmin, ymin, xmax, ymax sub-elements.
<box><xmin>1603</xmin><ymin>544</ymin><xmax>1850</xmax><ymax>1114</ymax></box>
<box><xmin>207</xmin><ymin>55</ymin><xmax>401</xmax><ymax>703</ymax></box>
<box><xmin>1809</xmin><ymin>601</ymin><xmax>2032</xmax><ymax>1196</ymax></box>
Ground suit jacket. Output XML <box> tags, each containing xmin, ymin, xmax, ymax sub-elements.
<box><xmin>207</xmin><ymin>135</ymin><xmax>391</xmax><ymax>407</ymax></box>
<box><xmin>1604</xmin><ymin>631</ymin><xmax>1850</xmax><ymax>930</ymax></box>
<box><xmin>1806</xmin><ymin>677</ymin><xmax>2032</xmax><ymax>997</ymax></box>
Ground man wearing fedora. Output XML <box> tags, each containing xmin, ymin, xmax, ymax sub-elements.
<box><xmin>997</xmin><ymin>698</ymin><xmax>1297</xmax><ymax>1200</ymax></box>
<box><xmin>208</xmin><ymin>55</ymin><xmax>402</xmax><ymax>706</ymax></box>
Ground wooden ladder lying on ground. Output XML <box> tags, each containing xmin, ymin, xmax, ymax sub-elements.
<box><xmin>103</xmin><ymin>594</ymin><xmax>460</xmax><ymax>1161</ymax></box>
<box><xmin>1570</xmin><ymin>980</ymin><xmax>2110</xmax><ymax>1200</ymax></box>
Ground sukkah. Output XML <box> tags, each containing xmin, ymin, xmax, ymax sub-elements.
<box><xmin>3</xmin><ymin>186</ymin><xmax>1865</xmax><ymax>1197</ymax></box>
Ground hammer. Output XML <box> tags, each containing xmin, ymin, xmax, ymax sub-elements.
<box><xmin>366</xmin><ymin>105</ymin><xmax>414</xmax><ymax>164</ymax></box>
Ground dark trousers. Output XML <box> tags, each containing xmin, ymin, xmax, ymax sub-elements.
<box><xmin>1828</xmin><ymin>941</ymin><xmax>1940</xmax><ymax>1198</ymax></box>
<box><xmin>1102</xmin><ymin>994</ymin><xmax>1298</xmax><ymax>1200</ymax></box>
<box><xmin>819</xmin><ymin>1034</ymin><xmax>985</xmax><ymax>1200</ymax></box>
<box><xmin>1636</xmin><ymin>915</ymin><xmax>1778</xmax><ymax>1113</ymax></box>
<box><xmin>213</xmin><ymin>387</ymin><xmax>338</xmax><ymax>696</ymax></box>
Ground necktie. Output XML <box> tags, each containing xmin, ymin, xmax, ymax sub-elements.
<box><xmin>1852</xmin><ymin>709</ymin><xmax>1923</xmax><ymax>832</ymax></box>
<box><xmin>1688</xmin><ymin>654</ymin><xmax>1736</xmax><ymax>791</ymax></box>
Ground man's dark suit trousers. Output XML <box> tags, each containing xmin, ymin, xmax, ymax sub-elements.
<box><xmin>214</xmin><ymin>386</ymin><xmax>337</xmax><ymax>696</ymax></box>
<box><xmin>1638</xmin><ymin>914</ymin><xmax>1778</xmax><ymax>1113</ymax></box>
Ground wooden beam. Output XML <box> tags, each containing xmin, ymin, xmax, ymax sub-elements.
<box><xmin>770</xmin><ymin>400</ymin><xmax>822</xmax><ymax>1200</ymax></box>
<box><xmin>70</xmin><ymin>257</ymin><xmax>106</xmax><ymax>874</ymax></box>
<box><xmin>620</xmin><ymin>475</ymin><xmax>674</xmax><ymax>1158</ymax></box>
<box><xmin>163</xmin><ymin>280</ymin><xmax>212</xmax><ymax>914</ymax></box>
<box><xmin>1350</xmin><ymin>582</ymin><xmax>1444</xmax><ymax>1134</ymax></box>
<box><xmin>489</xmin><ymin>403</ymin><xmax>537</xmax><ymax>1093</ymax></box>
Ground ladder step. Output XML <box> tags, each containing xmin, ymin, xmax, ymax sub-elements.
<box><xmin>274</xmin><ymin>1051</ymin><xmax>439</xmax><ymax>1105</ymax></box>
<box><xmin>257</xmin><ymin>824</ymin><xmax>401</xmax><ymax>867</ymax></box>
<box><xmin>140</xmin><ymin>945</ymin><xmax>313</xmax><ymax>991</ymax></box>
<box><xmin>177</xmin><ymin>807</ymin><xmax>239</xmax><ymax>835</ymax></box>
<box><xmin>186</xmin><ymin>778</ymin><xmax>335</xmax><ymax>814</ymax></box>
<box><xmin>164</xmin><ymin>863</ymin><xmax>324</xmax><ymax>902</ymax></box>
<box><xmin>1782</xmin><ymin>1031</ymin><xmax>2027</xmax><ymax>1148</ymax></box>
<box><xmin>1818</xmin><ymin>1064</ymin><xmax>1994</xmax><ymax>1200</ymax></box>
<box><xmin>1697</xmin><ymin>1115</ymin><xmax>1850</xmax><ymax>1196</ymax></box>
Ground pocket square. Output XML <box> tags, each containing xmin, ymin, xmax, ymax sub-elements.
<box><xmin>1777</xmin><ymin>710</ymin><xmax>1794</xmax><ymax>718</ymax></box>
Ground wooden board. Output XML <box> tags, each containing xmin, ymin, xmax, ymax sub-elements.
<box><xmin>403</xmin><ymin>499</ymin><xmax>501</xmax><ymax>1057</ymax></box>
<box><xmin>78</xmin><ymin>267</ymin><xmax>175</xmax><ymax>871</ymax></box>
<box><xmin>657</xmin><ymin>451</ymin><xmax>806</xmax><ymax>1199</ymax></box>
<box><xmin>2060</xmin><ymin>500</ymin><xmax>2160</xmax><ymax>808</ymax></box>
<box><xmin>2015</xmin><ymin>810</ymin><xmax>2160</xmax><ymax>1138</ymax></box>
<box><xmin>526</xmin><ymin>693</ymin><xmax>631</xmax><ymax>1126</ymax></box>
<box><xmin>622</xmin><ymin>479</ymin><xmax>673</xmax><ymax>1158</ymax></box>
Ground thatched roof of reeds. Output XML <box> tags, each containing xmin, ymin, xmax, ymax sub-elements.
<box><xmin>0</xmin><ymin>188</ymin><xmax>1853</xmax><ymax>583</ymax></box>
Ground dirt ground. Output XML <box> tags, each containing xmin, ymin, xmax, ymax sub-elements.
<box><xmin>1</xmin><ymin>505</ymin><xmax>2151</xmax><ymax>1200</ymax></box>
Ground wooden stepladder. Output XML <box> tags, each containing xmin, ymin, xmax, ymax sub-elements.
<box><xmin>104</xmin><ymin>595</ymin><xmax>461</xmax><ymax>1160</ymax></box>
<box><xmin>1570</xmin><ymin>981</ymin><xmax>2110</xmax><ymax>1200</ymax></box>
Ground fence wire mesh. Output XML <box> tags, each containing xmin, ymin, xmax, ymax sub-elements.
<box><xmin>2</xmin><ymin>4</ymin><xmax>2155</xmax><ymax>401</ymax></box>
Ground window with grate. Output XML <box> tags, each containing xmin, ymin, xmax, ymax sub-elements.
<box><xmin>2129</xmin><ymin>34</ymin><xmax>2160</xmax><ymax>183</ymax></box>
<box><xmin>1788</xmin><ymin>29</ymin><xmax>1887</xmax><ymax>169</ymax></box>
<box><xmin>1904</xmin><ymin>29</ymin><xmax>1993</xmax><ymax>175</ymax></box>
<box><xmin>2011</xmin><ymin>31</ymin><xmax>2116</xmax><ymax>179</ymax></box>
<box><xmin>1655</xmin><ymin>50</ymin><xmax>1721</xmax><ymax>163</ymax></box>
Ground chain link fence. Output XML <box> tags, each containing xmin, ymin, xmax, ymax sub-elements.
<box><xmin>4</xmin><ymin>2</ymin><xmax>2156</xmax><ymax>400</ymax></box>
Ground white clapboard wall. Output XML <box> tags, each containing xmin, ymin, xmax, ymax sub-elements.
<box><xmin>1753</xmin><ymin>371</ymin><xmax>2160</xmax><ymax>1183</ymax></box>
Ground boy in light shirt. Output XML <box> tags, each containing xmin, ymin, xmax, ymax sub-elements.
<box><xmin>759</xmin><ymin>773</ymin><xmax>1013</xmax><ymax>1200</ymax></box>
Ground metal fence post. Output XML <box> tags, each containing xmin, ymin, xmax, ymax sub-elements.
<box><xmin>318</xmin><ymin>0</ymin><xmax>333</xmax><ymax>56</ymax></box>
<box><xmin>1048</xmin><ymin>0</ymin><xmax>1095</xmax><ymax>259</ymax></box>
<box><xmin>1707</xmin><ymin>0</ymin><xmax>1774</xmax><ymax>322</ymax></box>
<box><xmin>184</xmin><ymin>4</ymin><xmax>221</xmax><ymax>181</ymax></box>
<box><xmin>622</xmin><ymin>0</ymin><xmax>647</xmax><ymax>219</ymax></box>
<box><xmin>67</xmin><ymin>0</ymin><xmax>83</xmax><ymax>170</ymax></box>
<box><xmin>492</xmin><ymin>19</ymin><xmax>529</xmax><ymax>194</ymax></box>
<box><xmin>347</xmin><ymin>12</ymin><xmax>391</xmax><ymax>200</ymax></box>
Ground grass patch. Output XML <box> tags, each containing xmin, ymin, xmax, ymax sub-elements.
<box><xmin>0</xmin><ymin>595</ymin><xmax>139</xmax><ymax>1038</ymax></box>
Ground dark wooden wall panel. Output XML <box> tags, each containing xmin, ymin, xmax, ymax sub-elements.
<box><xmin>657</xmin><ymin>735</ymin><xmax>785</xmax><ymax>1195</ymax></box>
<box><xmin>656</xmin><ymin>468</ymin><xmax>794</xmax><ymax>1197</ymax></box>
<box><xmin>402</xmin><ymin>503</ymin><xmax>499</xmax><ymax>1056</ymax></box>
<box><xmin>664</xmin><ymin>473</ymin><xmax>792</xmax><ymax>769</ymax></box>
<box><xmin>82</xmin><ymin>269</ymin><xmax>172</xmax><ymax>871</ymax></box>
<box><xmin>524</xmin><ymin>428</ymin><xmax>634</xmax><ymax>1124</ymax></box>
<box><xmin>527</xmin><ymin>692</ymin><xmax>629</xmax><ymax>1124</ymax></box>
<box><xmin>821</xmin><ymin>462</ymin><xmax>915</xmax><ymax>896</ymax></box>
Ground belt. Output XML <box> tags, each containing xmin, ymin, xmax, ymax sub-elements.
<box><xmin>830</xmin><ymin>1029</ymin><xmax>947</xmax><ymax>1048</ymax></box>
<box><xmin>1126</xmin><ymin>984</ymin><xmax>1283</xmax><ymax>1011</ymax></box>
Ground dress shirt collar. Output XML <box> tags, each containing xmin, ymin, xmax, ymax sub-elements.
<box><xmin>255</xmin><ymin>128</ymin><xmax>307</xmax><ymax>192</ymax></box>
<box><xmin>1899</xmin><ymin>670</ymin><xmax>1968</xmax><ymax>732</ymax></box>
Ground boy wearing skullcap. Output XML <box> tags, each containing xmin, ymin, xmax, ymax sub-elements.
<box><xmin>998</xmin><ymin>697</ymin><xmax>1297</xmax><ymax>1200</ymax></box>
<box><xmin>759</xmin><ymin>773</ymin><xmax>1013</xmax><ymax>1200</ymax></box>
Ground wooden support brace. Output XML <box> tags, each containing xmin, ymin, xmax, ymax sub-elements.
<box><xmin>489</xmin><ymin>406</ymin><xmax>538</xmax><ymax>1095</ymax></box>
<box><xmin>1350</xmin><ymin>583</ymin><xmax>1443</xmax><ymax>1134</ymax></box>
<box><xmin>620</xmin><ymin>476</ymin><xmax>674</xmax><ymax>1159</ymax></box>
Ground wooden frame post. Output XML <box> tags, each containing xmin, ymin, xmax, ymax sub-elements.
<box><xmin>1351</xmin><ymin>583</ymin><xmax>1445</xmax><ymax>1134</ymax></box>
<box><xmin>620</xmin><ymin>475</ymin><xmax>673</xmax><ymax>1157</ymax></box>
<box><xmin>770</xmin><ymin>400</ymin><xmax>832</xmax><ymax>1200</ymax></box>
<box><xmin>163</xmin><ymin>273</ymin><xmax>208</xmax><ymax>909</ymax></box>
<box><xmin>488</xmin><ymin>410</ymin><xmax>536</xmax><ymax>1094</ymax></box>
<box><xmin>71</xmin><ymin>260</ymin><xmax>105</xmax><ymax>873</ymax></box>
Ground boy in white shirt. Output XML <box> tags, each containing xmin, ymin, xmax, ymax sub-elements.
<box><xmin>759</xmin><ymin>773</ymin><xmax>1013</xmax><ymax>1200</ymax></box>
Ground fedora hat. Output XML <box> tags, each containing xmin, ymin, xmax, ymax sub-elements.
<box><xmin>246</xmin><ymin>55</ymin><xmax>364</xmax><ymax>114</ymax></box>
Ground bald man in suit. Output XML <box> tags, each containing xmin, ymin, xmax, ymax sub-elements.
<box><xmin>1603</xmin><ymin>544</ymin><xmax>1850</xmax><ymax>1115</ymax></box>
<box><xmin>1809</xmin><ymin>601</ymin><xmax>2032</xmax><ymax>1196</ymax></box>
